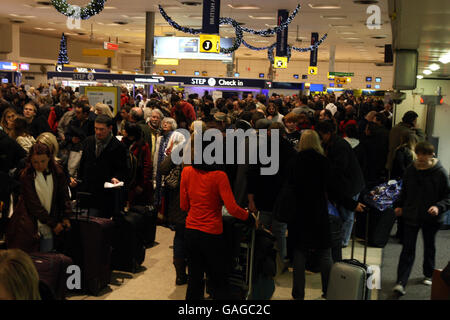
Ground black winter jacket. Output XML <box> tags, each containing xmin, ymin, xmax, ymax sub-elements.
<box><xmin>78</xmin><ymin>135</ymin><xmax>128</xmax><ymax>213</ymax></box>
<box><xmin>324</xmin><ymin>135</ymin><xmax>365</xmax><ymax>199</ymax></box>
<box><xmin>394</xmin><ymin>159</ymin><xmax>450</xmax><ymax>227</ymax></box>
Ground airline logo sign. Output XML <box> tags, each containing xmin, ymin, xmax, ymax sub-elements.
<box><xmin>200</xmin><ymin>34</ymin><xmax>220</xmax><ymax>53</ymax></box>
<box><xmin>274</xmin><ymin>56</ymin><xmax>288</xmax><ymax>69</ymax></box>
<box><xmin>104</xmin><ymin>42</ymin><xmax>119</xmax><ymax>51</ymax></box>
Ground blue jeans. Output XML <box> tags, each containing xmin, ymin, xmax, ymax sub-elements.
<box><xmin>339</xmin><ymin>193</ymin><xmax>359</xmax><ymax>247</ymax></box>
<box><xmin>259</xmin><ymin>211</ymin><xmax>288</xmax><ymax>261</ymax></box>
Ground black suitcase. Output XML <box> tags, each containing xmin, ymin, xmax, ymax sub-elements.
<box><xmin>129</xmin><ymin>205</ymin><xmax>158</xmax><ymax>247</ymax></box>
<box><xmin>355</xmin><ymin>206</ymin><xmax>395</xmax><ymax>248</ymax></box>
<box><xmin>63</xmin><ymin>192</ymin><xmax>114</xmax><ymax>296</ymax></box>
<box><xmin>111</xmin><ymin>211</ymin><xmax>146</xmax><ymax>273</ymax></box>
<box><xmin>30</xmin><ymin>252</ymin><xmax>73</xmax><ymax>300</ymax></box>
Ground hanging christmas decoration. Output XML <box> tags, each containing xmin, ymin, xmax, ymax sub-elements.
<box><xmin>157</xmin><ymin>3</ymin><xmax>327</xmax><ymax>61</ymax></box>
<box><xmin>51</xmin><ymin>0</ymin><xmax>106</xmax><ymax>20</ymax></box>
<box><xmin>57</xmin><ymin>33</ymin><xmax>70</xmax><ymax>65</ymax></box>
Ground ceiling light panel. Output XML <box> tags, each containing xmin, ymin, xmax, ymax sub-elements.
<box><xmin>308</xmin><ymin>4</ymin><xmax>341</xmax><ymax>9</ymax></box>
<box><xmin>248</xmin><ymin>15</ymin><xmax>276</xmax><ymax>20</ymax></box>
<box><xmin>228</xmin><ymin>5</ymin><xmax>261</xmax><ymax>9</ymax></box>
<box><xmin>321</xmin><ymin>16</ymin><xmax>347</xmax><ymax>19</ymax></box>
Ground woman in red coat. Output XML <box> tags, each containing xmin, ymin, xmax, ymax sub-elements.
<box><xmin>6</xmin><ymin>143</ymin><xmax>71</xmax><ymax>253</ymax></box>
<box><xmin>180</xmin><ymin>135</ymin><xmax>257</xmax><ymax>300</ymax></box>
<box><xmin>122</xmin><ymin>122</ymin><xmax>152</xmax><ymax>206</ymax></box>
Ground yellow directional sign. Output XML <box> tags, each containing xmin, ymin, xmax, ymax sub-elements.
<box><xmin>274</xmin><ymin>56</ymin><xmax>288</xmax><ymax>69</ymax></box>
<box><xmin>334</xmin><ymin>77</ymin><xmax>347</xmax><ymax>85</ymax></box>
<box><xmin>308</xmin><ymin>66</ymin><xmax>318</xmax><ymax>75</ymax></box>
<box><xmin>82</xmin><ymin>49</ymin><xmax>115</xmax><ymax>57</ymax></box>
<box><xmin>200</xmin><ymin>34</ymin><xmax>220</xmax><ymax>53</ymax></box>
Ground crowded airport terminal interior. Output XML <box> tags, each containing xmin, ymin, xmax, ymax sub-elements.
<box><xmin>0</xmin><ymin>0</ymin><xmax>449</xmax><ymax>305</ymax></box>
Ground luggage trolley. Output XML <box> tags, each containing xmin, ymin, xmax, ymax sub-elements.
<box><xmin>222</xmin><ymin>213</ymin><xmax>257</xmax><ymax>300</ymax></box>
<box><xmin>228</xmin><ymin>226</ymin><xmax>256</xmax><ymax>300</ymax></box>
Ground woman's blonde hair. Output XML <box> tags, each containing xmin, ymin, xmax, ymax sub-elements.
<box><xmin>0</xmin><ymin>249</ymin><xmax>41</xmax><ymax>300</ymax></box>
<box><xmin>36</xmin><ymin>132</ymin><xmax>59</xmax><ymax>160</ymax></box>
<box><xmin>189</xmin><ymin>120</ymin><xmax>206</xmax><ymax>134</ymax></box>
<box><xmin>296</xmin><ymin>129</ymin><xmax>324</xmax><ymax>155</ymax></box>
<box><xmin>94</xmin><ymin>103</ymin><xmax>114</xmax><ymax>118</ymax></box>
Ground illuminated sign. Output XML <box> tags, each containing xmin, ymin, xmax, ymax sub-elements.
<box><xmin>0</xmin><ymin>62</ymin><xmax>18</xmax><ymax>71</ymax></box>
<box><xmin>199</xmin><ymin>34</ymin><xmax>220</xmax><ymax>53</ymax></box>
<box><xmin>104</xmin><ymin>42</ymin><xmax>119</xmax><ymax>51</ymax></box>
<box><xmin>308</xmin><ymin>66</ymin><xmax>318</xmax><ymax>75</ymax></box>
<box><xmin>19</xmin><ymin>63</ymin><xmax>30</xmax><ymax>71</ymax></box>
<box><xmin>274</xmin><ymin>56</ymin><xmax>288</xmax><ymax>69</ymax></box>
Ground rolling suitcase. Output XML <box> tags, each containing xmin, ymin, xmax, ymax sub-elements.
<box><xmin>129</xmin><ymin>205</ymin><xmax>158</xmax><ymax>247</ymax></box>
<box><xmin>30</xmin><ymin>252</ymin><xmax>73</xmax><ymax>300</ymax></box>
<box><xmin>111</xmin><ymin>210</ymin><xmax>146</xmax><ymax>273</ymax></box>
<box><xmin>63</xmin><ymin>192</ymin><xmax>114</xmax><ymax>296</ymax></box>
<box><xmin>327</xmin><ymin>209</ymin><xmax>372</xmax><ymax>300</ymax></box>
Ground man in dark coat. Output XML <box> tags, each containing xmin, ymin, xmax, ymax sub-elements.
<box><xmin>315</xmin><ymin>120</ymin><xmax>365</xmax><ymax>249</ymax></box>
<box><xmin>360</xmin><ymin>122</ymin><xmax>389</xmax><ymax>187</ymax></box>
<box><xmin>77</xmin><ymin>115</ymin><xmax>128</xmax><ymax>218</ymax></box>
<box><xmin>0</xmin><ymin>128</ymin><xmax>27</xmax><ymax>237</ymax></box>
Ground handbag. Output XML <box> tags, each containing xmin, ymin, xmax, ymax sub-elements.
<box><xmin>164</xmin><ymin>165</ymin><xmax>181</xmax><ymax>189</ymax></box>
<box><xmin>5</xmin><ymin>196</ymin><xmax>40</xmax><ymax>253</ymax></box>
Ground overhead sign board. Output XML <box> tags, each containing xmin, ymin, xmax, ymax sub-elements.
<box><xmin>274</xmin><ymin>56</ymin><xmax>288</xmax><ymax>69</ymax></box>
<box><xmin>329</xmin><ymin>72</ymin><xmax>354</xmax><ymax>77</ymax></box>
<box><xmin>202</xmin><ymin>0</ymin><xmax>220</xmax><ymax>34</ymax></box>
<box><xmin>199</xmin><ymin>34</ymin><xmax>220</xmax><ymax>53</ymax></box>
<box><xmin>0</xmin><ymin>62</ymin><xmax>19</xmax><ymax>71</ymax></box>
<box><xmin>334</xmin><ymin>77</ymin><xmax>347</xmax><ymax>85</ymax></box>
<box><xmin>104</xmin><ymin>42</ymin><xmax>119</xmax><ymax>51</ymax></box>
<box><xmin>308</xmin><ymin>66</ymin><xmax>318</xmax><ymax>75</ymax></box>
<box><xmin>82</xmin><ymin>49</ymin><xmax>115</xmax><ymax>57</ymax></box>
<box><xmin>154</xmin><ymin>37</ymin><xmax>232</xmax><ymax>61</ymax></box>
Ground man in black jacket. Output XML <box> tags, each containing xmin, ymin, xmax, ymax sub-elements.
<box><xmin>316</xmin><ymin>120</ymin><xmax>366</xmax><ymax>254</ymax></box>
<box><xmin>392</xmin><ymin>141</ymin><xmax>450</xmax><ymax>296</ymax></box>
<box><xmin>23</xmin><ymin>103</ymin><xmax>51</xmax><ymax>138</ymax></box>
<box><xmin>0</xmin><ymin>128</ymin><xmax>27</xmax><ymax>237</ymax></box>
<box><xmin>77</xmin><ymin>115</ymin><xmax>128</xmax><ymax>218</ymax></box>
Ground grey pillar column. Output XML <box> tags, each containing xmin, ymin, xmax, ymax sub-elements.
<box><xmin>144</xmin><ymin>11</ymin><xmax>155</xmax><ymax>75</ymax></box>
<box><xmin>329</xmin><ymin>45</ymin><xmax>336</xmax><ymax>73</ymax></box>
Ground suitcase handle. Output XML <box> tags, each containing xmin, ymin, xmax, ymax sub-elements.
<box><xmin>350</xmin><ymin>207</ymin><xmax>369</xmax><ymax>265</ymax></box>
<box><xmin>75</xmin><ymin>192</ymin><xmax>93</xmax><ymax>221</ymax></box>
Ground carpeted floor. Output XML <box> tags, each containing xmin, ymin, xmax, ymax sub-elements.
<box><xmin>379</xmin><ymin>225</ymin><xmax>450</xmax><ymax>300</ymax></box>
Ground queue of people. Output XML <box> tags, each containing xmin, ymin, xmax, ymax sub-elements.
<box><xmin>0</xmin><ymin>82</ymin><xmax>448</xmax><ymax>300</ymax></box>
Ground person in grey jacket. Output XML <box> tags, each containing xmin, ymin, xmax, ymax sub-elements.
<box><xmin>392</xmin><ymin>141</ymin><xmax>450</xmax><ymax>296</ymax></box>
